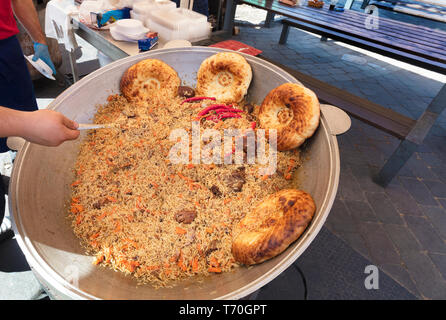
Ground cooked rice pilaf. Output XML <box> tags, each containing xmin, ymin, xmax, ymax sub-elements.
<box><xmin>69</xmin><ymin>93</ymin><xmax>302</xmax><ymax>287</ymax></box>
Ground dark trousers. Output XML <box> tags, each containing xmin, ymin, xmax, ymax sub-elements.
<box><xmin>0</xmin><ymin>35</ymin><xmax>37</xmax><ymax>226</ymax></box>
<box><xmin>0</xmin><ymin>35</ymin><xmax>38</xmax><ymax>153</ymax></box>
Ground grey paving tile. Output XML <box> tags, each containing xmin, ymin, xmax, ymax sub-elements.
<box><xmin>357</xmin><ymin>222</ymin><xmax>401</xmax><ymax>265</ymax></box>
<box><xmin>399</xmin><ymin>176</ymin><xmax>439</xmax><ymax>206</ymax></box>
<box><xmin>341</xmin><ymin>147</ymin><xmax>370</xmax><ymax>165</ymax></box>
<box><xmin>356</xmin><ymin>145</ymin><xmax>387</xmax><ymax>167</ymax></box>
<box><xmin>405</xmin><ymin>155</ymin><xmax>440</xmax><ymax>181</ymax></box>
<box><xmin>398</xmin><ymin>163</ymin><xmax>417</xmax><ymax>178</ymax></box>
<box><xmin>371</xmin><ymin>139</ymin><xmax>399</xmax><ymax>158</ymax></box>
<box><xmin>331</xmin><ymin>230</ymin><xmax>371</xmax><ymax>260</ymax></box>
<box><xmin>438</xmin><ymin>198</ymin><xmax>446</xmax><ymax>209</ymax></box>
<box><xmin>419</xmin><ymin>205</ymin><xmax>446</xmax><ymax>240</ymax></box>
<box><xmin>338</xmin><ymin>169</ymin><xmax>367</xmax><ymax>202</ymax></box>
<box><xmin>333</xmin><ymin>74</ymin><xmax>352</xmax><ymax>81</ymax></box>
<box><xmin>400</xmin><ymin>251</ymin><xmax>446</xmax><ymax>299</ymax></box>
<box><xmin>325</xmin><ymin>199</ymin><xmax>358</xmax><ymax>234</ymax></box>
<box><xmin>379</xmin><ymin>263</ymin><xmax>421</xmax><ymax>298</ymax></box>
<box><xmin>384</xmin><ymin>180</ymin><xmax>423</xmax><ymax>216</ymax></box>
<box><xmin>404</xmin><ymin>215</ymin><xmax>446</xmax><ymax>254</ymax></box>
<box><xmin>349</xmin><ymin>164</ymin><xmax>386</xmax><ymax>193</ymax></box>
<box><xmin>423</xmin><ymin>180</ymin><xmax>446</xmax><ymax>198</ymax></box>
<box><xmin>428</xmin><ymin>253</ymin><xmax>446</xmax><ymax>282</ymax></box>
<box><xmin>383</xmin><ymin>224</ymin><xmax>422</xmax><ymax>253</ymax></box>
<box><xmin>344</xmin><ymin>199</ymin><xmax>378</xmax><ymax>223</ymax></box>
<box><xmin>365</xmin><ymin>192</ymin><xmax>405</xmax><ymax>225</ymax></box>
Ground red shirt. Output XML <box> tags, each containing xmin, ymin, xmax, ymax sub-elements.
<box><xmin>0</xmin><ymin>0</ymin><xmax>19</xmax><ymax>40</ymax></box>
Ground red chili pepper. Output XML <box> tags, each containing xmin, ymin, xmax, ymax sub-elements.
<box><xmin>251</xmin><ymin>122</ymin><xmax>257</xmax><ymax>129</ymax></box>
<box><xmin>209</xmin><ymin>107</ymin><xmax>231</xmax><ymax>114</ymax></box>
<box><xmin>215</xmin><ymin>108</ymin><xmax>244</xmax><ymax>114</ymax></box>
<box><xmin>198</xmin><ymin>104</ymin><xmax>233</xmax><ymax>116</ymax></box>
<box><xmin>181</xmin><ymin>96</ymin><xmax>216</xmax><ymax>104</ymax></box>
<box><xmin>218</xmin><ymin>112</ymin><xmax>242</xmax><ymax>120</ymax></box>
<box><xmin>206</xmin><ymin>115</ymin><xmax>220</xmax><ymax>123</ymax></box>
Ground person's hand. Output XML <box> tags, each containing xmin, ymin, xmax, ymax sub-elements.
<box><xmin>32</xmin><ymin>42</ymin><xmax>57</xmax><ymax>75</ymax></box>
<box><xmin>23</xmin><ymin>110</ymin><xmax>80</xmax><ymax>147</ymax></box>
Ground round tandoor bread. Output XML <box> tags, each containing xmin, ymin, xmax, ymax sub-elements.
<box><xmin>196</xmin><ymin>52</ymin><xmax>252</xmax><ymax>104</ymax></box>
<box><xmin>232</xmin><ymin>189</ymin><xmax>316</xmax><ymax>266</ymax></box>
<box><xmin>259</xmin><ymin>83</ymin><xmax>320</xmax><ymax>151</ymax></box>
<box><xmin>120</xmin><ymin>59</ymin><xmax>180</xmax><ymax>104</ymax></box>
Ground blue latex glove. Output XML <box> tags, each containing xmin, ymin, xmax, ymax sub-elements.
<box><xmin>32</xmin><ymin>42</ymin><xmax>57</xmax><ymax>75</ymax></box>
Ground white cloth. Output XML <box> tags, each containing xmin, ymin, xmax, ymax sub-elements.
<box><xmin>45</xmin><ymin>0</ymin><xmax>79</xmax><ymax>51</ymax></box>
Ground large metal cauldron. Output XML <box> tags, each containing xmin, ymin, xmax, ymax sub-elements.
<box><xmin>9</xmin><ymin>47</ymin><xmax>340</xmax><ymax>299</ymax></box>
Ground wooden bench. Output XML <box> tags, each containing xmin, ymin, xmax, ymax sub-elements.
<box><xmin>279</xmin><ymin>17</ymin><xmax>446</xmax><ymax>74</ymax></box>
<box><xmin>225</xmin><ymin>0</ymin><xmax>446</xmax><ymax>186</ymax></box>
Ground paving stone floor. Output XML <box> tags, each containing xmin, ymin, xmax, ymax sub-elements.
<box><xmin>233</xmin><ymin>4</ymin><xmax>446</xmax><ymax>299</ymax></box>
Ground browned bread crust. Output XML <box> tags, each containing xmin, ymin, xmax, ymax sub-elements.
<box><xmin>259</xmin><ymin>83</ymin><xmax>320</xmax><ymax>151</ymax></box>
<box><xmin>232</xmin><ymin>189</ymin><xmax>316</xmax><ymax>266</ymax></box>
<box><xmin>120</xmin><ymin>59</ymin><xmax>180</xmax><ymax>104</ymax></box>
<box><xmin>196</xmin><ymin>52</ymin><xmax>252</xmax><ymax>104</ymax></box>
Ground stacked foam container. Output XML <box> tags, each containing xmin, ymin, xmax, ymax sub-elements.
<box><xmin>131</xmin><ymin>0</ymin><xmax>211</xmax><ymax>42</ymax></box>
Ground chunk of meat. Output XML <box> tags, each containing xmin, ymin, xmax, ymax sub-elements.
<box><xmin>210</xmin><ymin>185</ymin><xmax>222</xmax><ymax>197</ymax></box>
<box><xmin>92</xmin><ymin>198</ymin><xmax>110</xmax><ymax>210</ymax></box>
<box><xmin>178</xmin><ymin>86</ymin><xmax>195</xmax><ymax>98</ymax></box>
<box><xmin>225</xmin><ymin>167</ymin><xmax>246</xmax><ymax>192</ymax></box>
<box><xmin>245</xmin><ymin>103</ymin><xmax>255</xmax><ymax>113</ymax></box>
<box><xmin>205</xmin><ymin>239</ymin><xmax>219</xmax><ymax>256</ymax></box>
<box><xmin>174</xmin><ymin>210</ymin><xmax>197</xmax><ymax>224</ymax></box>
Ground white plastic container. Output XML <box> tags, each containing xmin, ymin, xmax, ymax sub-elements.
<box><xmin>132</xmin><ymin>0</ymin><xmax>173</xmax><ymax>27</ymax></box>
<box><xmin>146</xmin><ymin>7</ymin><xmax>211</xmax><ymax>42</ymax></box>
<box><xmin>130</xmin><ymin>10</ymin><xmax>146</xmax><ymax>22</ymax></box>
<box><xmin>132</xmin><ymin>0</ymin><xmax>156</xmax><ymax>14</ymax></box>
<box><xmin>153</xmin><ymin>0</ymin><xmax>176</xmax><ymax>10</ymax></box>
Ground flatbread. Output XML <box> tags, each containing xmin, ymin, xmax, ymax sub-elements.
<box><xmin>120</xmin><ymin>59</ymin><xmax>180</xmax><ymax>104</ymax></box>
<box><xmin>259</xmin><ymin>83</ymin><xmax>320</xmax><ymax>151</ymax></box>
<box><xmin>232</xmin><ymin>189</ymin><xmax>315</xmax><ymax>266</ymax></box>
<box><xmin>196</xmin><ymin>52</ymin><xmax>252</xmax><ymax>104</ymax></box>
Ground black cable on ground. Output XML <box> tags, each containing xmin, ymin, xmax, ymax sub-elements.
<box><xmin>293</xmin><ymin>264</ymin><xmax>308</xmax><ymax>300</ymax></box>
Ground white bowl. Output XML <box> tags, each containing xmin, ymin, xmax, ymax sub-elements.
<box><xmin>114</xmin><ymin>19</ymin><xmax>149</xmax><ymax>36</ymax></box>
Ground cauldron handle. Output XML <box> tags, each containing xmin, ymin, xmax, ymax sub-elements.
<box><xmin>6</xmin><ymin>137</ymin><xmax>26</xmax><ymax>152</ymax></box>
<box><xmin>320</xmin><ymin>104</ymin><xmax>351</xmax><ymax>136</ymax></box>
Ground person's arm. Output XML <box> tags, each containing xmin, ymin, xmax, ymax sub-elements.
<box><xmin>11</xmin><ymin>0</ymin><xmax>57</xmax><ymax>74</ymax></box>
<box><xmin>0</xmin><ymin>107</ymin><xmax>80</xmax><ymax>147</ymax></box>
<box><xmin>11</xmin><ymin>0</ymin><xmax>46</xmax><ymax>44</ymax></box>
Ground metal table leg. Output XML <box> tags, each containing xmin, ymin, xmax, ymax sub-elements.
<box><xmin>68</xmin><ymin>49</ymin><xmax>79</xmax><ymax>83</ymax></box>
<box><xmin>374</xmin><ymin>82</ymin><xmax>446</xmax><ymax>186</ymax></box>
<box><xmin>361</xmin><ymin>0</ymin><xmax>371</xmax><ymax>9</ymax></box>
<box><xmin>223</xmin><ymin>0</ymin><xmax>238</xmax><ymax>34</ymax></box>
<box><xmin>265</xmin><ymin>11</ymin><xmax>275</xmax><ymax>28</ymax></box>
<box><xmin>344</xmin><ymin>0</ymin><xmax>355</xmax><ymax>9</ymax></box>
